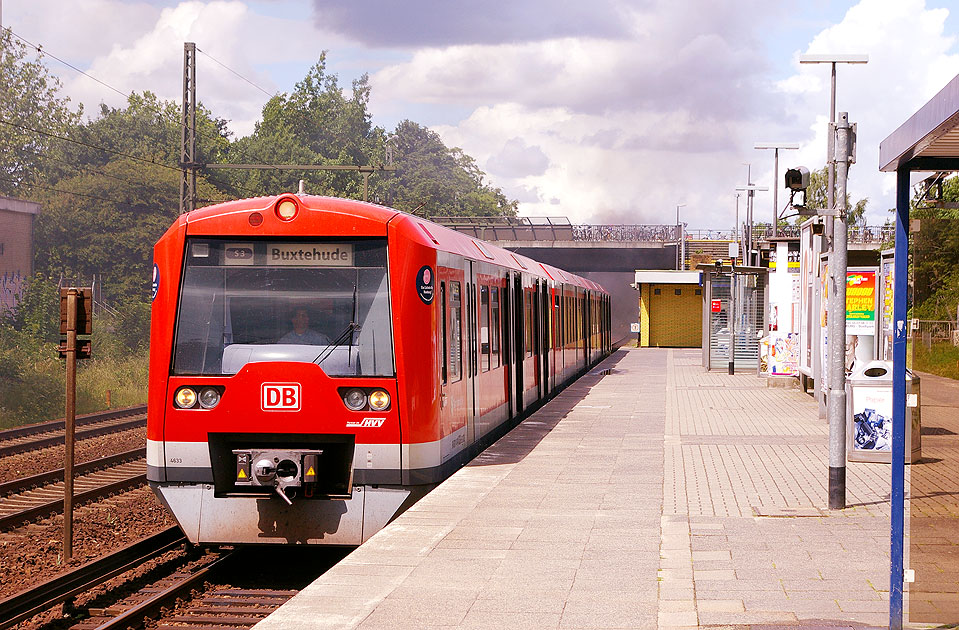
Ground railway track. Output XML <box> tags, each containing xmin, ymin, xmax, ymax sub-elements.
<box><xmin>0</xmin><ymin>526</ymin><xmax>187</xmax><ymax>630</ymax></box>
<box><xmin>0</xmin><ymin>449</ymin><xmax>147</xmax><ymax>531</ymax></box>
<box><xmin>0</xmin><ymin>405</ymin><xmax>147</xmax><ymax>458</ymax></box>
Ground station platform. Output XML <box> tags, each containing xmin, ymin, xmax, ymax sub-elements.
<box><xmin>254</xmin><ymin>347</ymin><xmax>895</xmax><ymax>630</ymax></box>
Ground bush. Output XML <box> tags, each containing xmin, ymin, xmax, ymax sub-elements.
<box><xmin>0</xmin><ymin>284</ymin><xmax>151</xmax><ymax>428</ymax></box>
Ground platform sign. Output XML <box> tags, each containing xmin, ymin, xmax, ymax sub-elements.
<box><xmin>630</xmin><ymin>322</ymin><xmax>640</xmax><ymax>333</ymax></box>
<box><xmin>711</xmin><ymin>299</ymin><xmax>722</xmax><ymax>313</ymax></box>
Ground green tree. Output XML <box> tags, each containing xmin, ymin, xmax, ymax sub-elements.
<box><xmin>0</xmin><ymin>29</ymin><xmax>81</xmax><ymax>196</ymax></box>
<box><xmin>911</xmin><ymin>176</ymin><xmax>959</xmax><ymax>320</ymax></box>
<box><xmin>379</xmin><ymin>121</ymin><xmax>517</xmax><ymax>217</ymax></box>
<box><xmin>798</xmin><ymin>166</ymin><xmax>868</xmax><ymax>226</ymax></box>
<box><xmin>228</xmin><ymin>54</ymin><xmax>383</xmax><ymax>198</ymax></box>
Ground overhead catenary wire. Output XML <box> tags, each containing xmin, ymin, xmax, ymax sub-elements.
<box><xmin>4</xmin><ymin>27</ymin><xmax>274</xmax><ymax>168</ymax></box>
<box><xmin>0</xmin><ymin>174</ymin><xmax>175</xmax><ymax>210</ymax></box>
<box><xmin>0</xmin><ymin>117</ymin><xmax>181</xmax><ymax>172</ymax></box>
<box><xmin>196</xmin><ymin>48</ymin><xmax>275</xmax><ymax>99</ymax></box>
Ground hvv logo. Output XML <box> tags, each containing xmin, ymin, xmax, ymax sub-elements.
<box><xmin>261</xmin><ymin>383</ymin><xmax>301</xmax><ymax>411</ymax></box>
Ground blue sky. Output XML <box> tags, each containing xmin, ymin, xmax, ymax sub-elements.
<box><xmin>6</xmin><ymin>0</ymin><xmax>959</xmax><ymax>228</ymax></box>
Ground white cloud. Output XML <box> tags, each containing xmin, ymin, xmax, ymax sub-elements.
<box><xmin>370</xmin><ymin>0</ymin><xmax>959</xmax><ymax>229</ymax></box>
<box><xmin>8</xmin><ymin>0</ymin><xmax>329</xmax><ymax>137</ymax></box>
<box><xmin>777</xmin><ymin>0</ymin><xmax>959</xmax><ymax>222</ymax></box>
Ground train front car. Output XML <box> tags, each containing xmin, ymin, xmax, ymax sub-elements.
<box><xmin>147</xmin><ymin>194</ymin><xmax>435</xmax><ymax>545</ymax></box>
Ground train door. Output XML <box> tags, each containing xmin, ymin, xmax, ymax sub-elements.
<box><xmin>438</xmin><ymin>268</ymin><xmax>467</xmax><ymax>462</ymax></box>
<box><xmin>585</xmin><ymin>291</ymin><xmax>592</xmax><ymax>360</ymax></box>
<box><xmin>550</xmin><ymin>287</ymin><xmax>559</xmax><ymax>391</ymax></box>
<box><xmin>465</xmin><ymin>263</ymin><xmax>477</xmax><ymax>445</ymax></box>
<box><xmin>532</xmin><ymin>280</ymin><xmax>542</xmax><ymax>400</ymax></box>
<box><xmin>539</xmin><ymin>280</ymin><xmax>550</xmax><ymax>396</ymax></box>
<box><xmin>503</xmin><ymin>271</ymin><xmax>515</xmax><ymax>419</ymax></box>
<box><xmin>513</xmin><ymin>273</ymin><xmax>524</xmax><ymax>415</ymax></box>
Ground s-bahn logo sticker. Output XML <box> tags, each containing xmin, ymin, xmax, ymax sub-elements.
<box><xmin>224</xmin><ymin>243</ymin><xmax>255</xmax><ymax>265</ymax></box>
<box><xmin>151</xmin><ymin>264</ymin><xmax>159</xmax><ymax>301</ymax></box>
<box><xmin>261</xmin><ymin>383</ymin><xmax>301</xmax><ymax>411</ymax></box>
<box><xmin>416</xmin><ymin>265</ymin><xmax>434</xmax><ymax>304</ymax></box>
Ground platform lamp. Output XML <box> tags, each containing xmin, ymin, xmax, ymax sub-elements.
<box><xmin>797</xmin><ymin>54</ymin><xmax>868</xmax><ymax>239</ymax></box>
<box><xmin>754</xmin><ymin>143</ymin><xmax>800</xmax><ymax>238</ymax></box>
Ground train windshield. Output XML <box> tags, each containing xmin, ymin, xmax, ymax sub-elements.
<box><xmin>172</xmin><ymin>238</ymin><xmax>394</xmax><ymax>377</ymax></box>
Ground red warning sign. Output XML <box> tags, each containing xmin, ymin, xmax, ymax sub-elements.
<box><xmin>711</xmin><ymin>299</ymin><xmax>722</xmax><ymax>313</ymax></box>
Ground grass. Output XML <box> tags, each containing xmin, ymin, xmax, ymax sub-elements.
<box><xmin>911</xmin><ymin>341</ymin><xmax>959</xmax><ymax>381</ymax></box>
<box><xmin>0</xmin><ymin>348</ymin><xmax>148</xmax><ymax>430</ymax></box>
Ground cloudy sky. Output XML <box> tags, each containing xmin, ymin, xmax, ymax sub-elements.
<box><xmin>5</xmin><ymin>0</ymin><xmax>959</xmax><ymax>228</ymax></box>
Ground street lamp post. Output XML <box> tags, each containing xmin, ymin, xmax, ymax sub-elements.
<box><xmin>754</xmin><ymin>143</ymin><xmax>800</xmax><ymax>238</ymax></box>
<box><xmin>676</xmin><ymin>203</ymin><xmax>687</xmax><ymax>270</ymax></box>
<box><xmin>798</xmin><ymin>54</ymin><xmax>868</xmax><ymax>243</ymax></box>
<box><xmin>799</xmin><ymin>53</ymin><xmax>867</xmax><ymax>513</ymax></box>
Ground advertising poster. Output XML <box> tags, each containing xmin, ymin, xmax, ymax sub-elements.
<box><xmin>846</xmin><ymin>270</ymin><xmax>877</xmax><ymax>335</ymax></box>
<box><xmin>851</xmin><ymin>384</ymin><xmax>892</xmax><ymax>452</ymax></box>
<box><xmin>760</xmin><ymin>333</ymin><xmax>799</xmax><ymax>376</ymax></box>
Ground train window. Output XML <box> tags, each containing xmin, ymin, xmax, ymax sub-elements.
<box><xmin>489</xmin><ymin>287</ymin><xmax>502</xmax><ymax>368</ymax></box>
<box><xmin>441</xmin><ymin>282</ymin><xmax>448</xmax><ymax>385</ymax></box>
<box><xmin>172</xmin><ymin>238</ymin><xmax>394</xmax><ymax>377</ymax></box>
<box><xmin>449</xmin><ymin>281</ymin><xmax>462</xmax><ymax>383</ymax></box>
<box><xmin>479</xmin><ymin>285</ymin><xmax>490</xmax><ymax>372</ymax></box>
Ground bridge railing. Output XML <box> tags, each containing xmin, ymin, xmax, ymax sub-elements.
<box><xmin>432</xmin><ymin>216</ymin><xmax>896</xmax><ymax>246</ymax></box>
<box><xmin>571</xmin><ymin>225</ymin><xmax>680</xmax><ymax>242</ymax></box>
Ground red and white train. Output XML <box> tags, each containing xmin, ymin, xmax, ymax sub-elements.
<box><xmin>147</xmin><ymin>193</ymin><xmax>610</xmax><ymax>545</ymax></box>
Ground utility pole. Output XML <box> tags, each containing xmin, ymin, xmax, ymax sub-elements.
<box><xmin>179</xmin><ymin>42</ymin><xmax>197</xmax><ymax>214</ymax></box>
<box><xmin>754</xmin><ymin>143</ymin><xmax>799</xmax><ymax>238</ymax></box>
<box><xmin>827</xmin><ymin>112</ymin><xmax>855</xmax><ymax>510</ymax></box>
<box><xmin>735</xmin><ymin>184</ymin><xmax>768</xmax><ymax>266</ymax></box>
<box><xmin>179</xmin><ymin>42</ymin><xmax>395</xmax><ymax>211</ymax></box>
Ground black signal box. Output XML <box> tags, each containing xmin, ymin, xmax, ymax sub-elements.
<box><xmin>59</xmin><ymin>288</ymin><xmax>93</xmax><ymax>335</ymax></box>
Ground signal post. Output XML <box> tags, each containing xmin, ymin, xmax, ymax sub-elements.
<box><xmin>59</xmin><ymin>287</ymin><xmax>92</xmax><ymax>562</ymax></box>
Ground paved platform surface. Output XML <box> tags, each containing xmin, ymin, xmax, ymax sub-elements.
<box><xmin>254</xmin><ymin>347</ymin><xmax>908</xmax><ymax>629</ymax></box>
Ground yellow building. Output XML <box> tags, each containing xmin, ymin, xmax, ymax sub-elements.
<box><xmin>633</xmin><ymin>271</ymin><xmax>702</xmax><ymax>348</ymax></box>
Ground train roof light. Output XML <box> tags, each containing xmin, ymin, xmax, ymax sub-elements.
<box><xmin>276</xmin><ymin>198</ymin><xmax>298</xmax><ymax>221</ymax></box>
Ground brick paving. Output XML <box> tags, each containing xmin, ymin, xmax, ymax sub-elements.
<box><xmin>254</xmin><ymin>347</ymin><xmax>953</xmax><ymax>630</ymax></box>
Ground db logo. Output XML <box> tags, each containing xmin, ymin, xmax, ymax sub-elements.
<box><xmin>261</xmin><ymin>383</ymin><xmax>301</xmax><ymax>411</ymax></box>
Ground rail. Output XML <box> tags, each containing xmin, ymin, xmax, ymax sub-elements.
<box><xmin>0</xmin><ymin>469</ymin><xmax>146</xmax><ymax>531</ymax></box>
<box><xmin>0</xmin><ymin>447</ymin><xmax>145</xmax><ymax>497</ymax></box>
<box><xmin>0</xmin><ymin>405</ymin><xmax>146</xmax><ymax>441</ymax></box>
<box><xmin>0</xmin><ymin>412</ymin><xmax>147</xmax><ymax>458</ymax></box>
<box><xmin>0</xmin><ymin>526</ymin><xmax>186</xmax><ymax>630</ymax></box>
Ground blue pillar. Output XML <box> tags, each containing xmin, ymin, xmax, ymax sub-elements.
<box><xmin>889</xmin><ymin>166</ymin><xmax>909</xmax><ymax>630</ymax></box>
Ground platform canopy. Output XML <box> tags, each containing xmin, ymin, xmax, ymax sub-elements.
<box><xmin>880</xmin><ymin>73</ymin><xmax>959</xmax><ymax>172</ymax></box>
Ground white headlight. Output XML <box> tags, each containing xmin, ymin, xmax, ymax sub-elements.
<box><xmin>343</xmin><ymin>388</ymin><xmax>367</xmax><ymax>411</ymax></box>
<box><xmin>198</xmin><ymin>387</ymin><xmax>221</xmax><ymax>409</ymax></box>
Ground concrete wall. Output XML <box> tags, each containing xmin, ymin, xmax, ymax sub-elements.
<box><xmin>0</xmin><ymin>197</ymin><xmax>39</xmax><ymax>313</ymax></box>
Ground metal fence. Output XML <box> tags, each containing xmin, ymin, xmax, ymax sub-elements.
<box><xmin>913</xmin><ymin>319</ymin><xmax>959</xmax><ymax>348</ymax></box>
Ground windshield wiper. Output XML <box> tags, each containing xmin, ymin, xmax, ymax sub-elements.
<box><xmin>312</xmin><ymin>321</ymin><xmax>361</xmax><ymax>365</ymax></box>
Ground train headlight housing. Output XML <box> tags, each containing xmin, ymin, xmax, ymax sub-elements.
<box><xmin>275</xmin><ymin>199</ymin><xmax>298</xmax><ymax>221</ymax></box>
<box><xmin>198</xmin><ymin>387</ymin><xmax>221</xmax><ymax>409</ymax></box>
<box><xmin>343</xmin><ymin>388</ymin><xmax>367</xmax><ymax>411</ymax></box>
<box><xmin>369</xmin><ymin>389</ymin><xmax>390</xmax><ymax>411</ymax></box>
<box><xmin>174</xmin><ymin>387</ymin><xmax>197</xmax><ymax>409</ymax></box>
